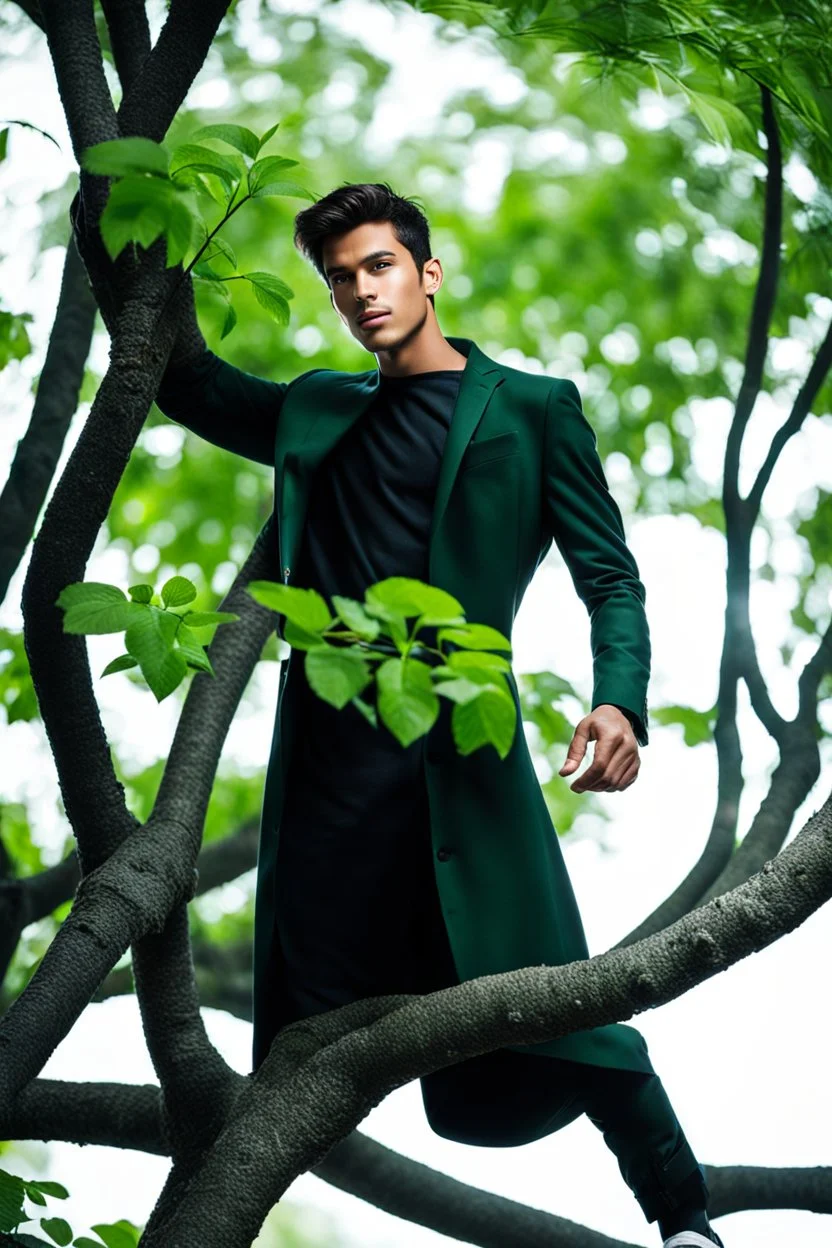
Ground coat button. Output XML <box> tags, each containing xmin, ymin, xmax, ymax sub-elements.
<box><xmin>436</xmin><ymin>847</ymin><xmax>452</xmax><ymax>862</ymax></box>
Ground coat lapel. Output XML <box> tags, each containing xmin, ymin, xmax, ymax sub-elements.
<box><xmin>274</xmin><ymin>336</ymin><xmax>503</xmax><ymax>582</ymax></box>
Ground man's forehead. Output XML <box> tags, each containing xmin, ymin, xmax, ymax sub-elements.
<box><xmin>322</xmin><ymin>221</ymin><xmax>401</xmax><ymax>262</ymax></box>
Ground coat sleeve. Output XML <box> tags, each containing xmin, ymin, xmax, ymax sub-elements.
<box><xmin>542</xmin><ymin>379</ymin><xmax>650</xmax><ymax>746</ymax></box>
<box><xmin>155</xmin><ymin>346</ymin><xmax>290</xmax><ymax>467</ymax></box>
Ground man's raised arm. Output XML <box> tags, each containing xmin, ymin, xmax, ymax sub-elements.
<box><xmin>542</xmin><ymin>378</ymin><xmax>650</xmax><ymax>751</ymax></box>
<box><xmin>155</xmin><ymin>285</ymin><xmax>290</xmax><ymax>467</ymax></box>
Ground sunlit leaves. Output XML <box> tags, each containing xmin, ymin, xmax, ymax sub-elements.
<box><xmin>169</xmin><ymin>143</ymin><xmax>244</xmax><ymax>198</ymax></box>
<box><xmin>80</xmin><ymin>136</ymin><xmax>170</xmax><ymax>178</ymax></box>
<box><xmin>376</xmin><ymin>656</ymin><xmax>440</xmax><ymax>746</ymax></box>
<box><xmin>245</xmin><ymin>574</ymin><xmax>517</xmax><ymax>756</ymax></box>
<box><xmin>0</xmin><ymin>305</ymin><xmax>33</xmax><ymax>368</ymax></box>
<box><xmin>189</xmin><ymin>123</ymin><xmax>261</xmax><ymax>160</ymax></box>
<box><xmin>55</xmin><ymin>576</ymin><xmax>239</xmax><ymax>703</ymax></box>
<box><xmin>243</xmin><ymin>271</ymin><xmax>294</xmax><ymax>325</ymax></box>
<box><xmin>98</xmin><ymin>174</ymin><xmax>196</xmax><ymax>266</ymax></box>
<box><xmin>306</xmin><ymin>646</ymin><xmax>373</xmax><ymax>709</ymax></box>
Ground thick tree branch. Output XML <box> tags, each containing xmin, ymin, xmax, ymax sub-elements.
<box><xmin>6</xmin><ymin>531</ymin><xmax>277</xmax><ymax>1101</ymax></box>
<box><xmin>115</xmin><ymin>0</ymin><xmax>232</xmax><ymax>142</ymax></box>
<box><xmin>100</xmin><ymin>0</ymin><xmax>151</xmax><ymax>92</ymax></box>
<box><xmin>140</xmin><ymin>790</ymin><xmax>832</xmax><ymax>1245</ymax></box>
<box><xmin>39</xmin><ymin>0</ymin><xmax>118</xmax><ymax>162</ymax></box>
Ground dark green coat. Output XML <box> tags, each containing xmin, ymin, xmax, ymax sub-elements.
<box><xmin>156</xmin><ymin>335</ymin><xmax>653</xmax><ymax>1082</ymax></box>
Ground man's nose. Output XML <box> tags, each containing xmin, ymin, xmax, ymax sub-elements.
<box><xmin>354</xmin><ymin>276</ymin><xmax>376</xmax><ymax>302</ymax></box>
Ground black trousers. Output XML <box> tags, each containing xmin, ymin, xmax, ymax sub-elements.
<box><xmin>420</xmin><ymin>1047</ymin><xmax>709</xmax><ymax>1224</ymax></box>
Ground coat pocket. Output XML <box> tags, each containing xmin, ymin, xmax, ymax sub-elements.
<box><xmin>458</xmin><ymin>429</ymin><xmax>520</xmax><ymax>474</ymax></box>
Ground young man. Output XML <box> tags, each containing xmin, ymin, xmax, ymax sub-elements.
<box><xmin>155</xmin><ymin>182</ymin><xmax>724</xmax><ymax>1248</ymax></box>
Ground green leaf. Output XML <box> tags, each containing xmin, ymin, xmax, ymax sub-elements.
<box><xmin>180</xmin><ymin>611</ymin><xmax>239</xmax><ymax>628</ymax></box>
<box><xmin>81</xmin><ymin>137</ymin><xmax>169</xmax><ymax>178</ymax></box>
<box><xmin>25</xmin><ymin>1188</ymin><xmax>47</xmax><ymax>1205</ymax></box>
<box><xmin>220</xmin><ymin>302</ymin><xmax>237</xmax><ymax>339</ymax></box>
<box><xmin>0</xmin><ymin>307</ymin><xmax>33</xmax><ymax>368</ymax></box>
<box><xmin>651</xmin><ymin>704</ymin><xmax>715</xmax><ymax>747</ymax></box>
<box><xmin>256</xmin><ymin>122</ymin><xmax>281</xmax><ymax>152</ymax></box>
<box><xmin>206</xmin><ymin>236</ymin><xmax>237</xmax><ymax>270</ymax></box>
<box><xmin>169</xmin><ymin>166</ymin><xmax>229</xmax><ymax>207</ymax></box>
<box><xmin>0</xmin><ymin>128</ymin><xmax>8</xmax><ymax>163</ymax></box>
<box><xmin>161</xmin><ymin>575</ymin><xmax>197</xmax><ymax>608</ymax></box>
<box><xmin>365</xmin><ymin>577</ymin><xmax>464</xmax><ymax>621</ymax></box>
<box><xmin>248</xmin><ymin>155</ymin><xmax>299</xmax><ymax>195</ymax></box>
<box><xmin>438</xmin><ymin>623</ymin><xmax>512</xmax><ymax>653</ymax></box>
<box><xmin>451</xmin><ymin>685</ymin><xmax>516</xmax><ymax>759</ymax></box>
<box><xmin>99</xmin><ymin>175</ymin><xmax>196</xmax><ymax>266</ymax></box>
<box><xmin>124</xmin><ymin>607</ymin><xmax>188</xmax><ymax>701</ymax></box>
<box><xmin>175</xmin><ymin>622</ymin><xmax>214</xmax><ymax>674</ymax></box>
<box><xmin>376</xmin><ymin>657</ymin><xmax>439</xmax><ymax>746</ymax></box>
<box><xmin>250</xmin><ymin>179</ymin><xmax>316</xmax><ymax>202</ymax></box>
<box><xmin>284</xmin><ymin>618</ymin><xmax>328</xmax><ymax>650</ymax></box>
<box><xmin>243</xmin><ymin>271</ymin><xmax>294</xmax><ymax>325</ymax></box>
<box><xmin>87</xmin><ymin>1221</ymin><xmax>141</xmax><ymax>1248</ymax></box>
<box><xmin>247</xmin><ymin>581</ymin><xmax>332</xmax><ymax>631</ymax></box>
<box><xmin>351</xmin><ymin>693</ymin><xmax>378</xmax><ymax>727</ymax></box>
<box><xmin>100</xmin><ymin>654</ymin><xmax>139</xmax><ymax>677</ymax></box>
<box><xmin>56</xmin><ymin>582</ymin><xmax>141</xmax><ymax>635</ymax></box>
<box><xmin>447</xmin><ymin>649</ymin><xmax>511</xmax><ymax>673</ymax></box>
<box><xmin>434</xmin><ymin>676</ymin><xmax>490</xmax><ymax>704</ymax></box>
<box><xmin>40</xmin><ymin>1216</ymin><xmax>73</xmax><ymax>1246</ymax></box>
<box><xmin>331</xmin><ymin>595</ymin><xmax>381</xmax><ymax>640</ymax></box>
<box><xmin>127</xmin><ymin>584</ymin><xmax>154</xmax><ymax>604</ymax></box>
<box><xmin>188</xmin><ymin>123</ymin><xmax>260</xmax><ymax>159</ymax></box>
<box><xmin>25</xmin><ymin>1182</ymin><xmax>69</xmax><ymax>1201</ymax></box>
<box><xmin>362</xmin><ymin>601</ymin><xmax>408</xmax><ymax>646</ymax></box>
<box><xmin>305</xmin><ymin>646</ymin><xmax>372</xmax><ymax>709</ymax></box>
<box><xmin>0</xmin><ymin>1167</ymin><xmax>26</xmax><ymax>1233</ymax></box>
<box><xmin>169</xmin><ymin>143</ymin><xmax>243</xmax><ymax>194</ymax></box>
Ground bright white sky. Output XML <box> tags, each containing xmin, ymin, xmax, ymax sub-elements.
<box><xmin>1</xmin><ymin>1</ymin><xmax>831</xmax><ymax>1246</ymax></box>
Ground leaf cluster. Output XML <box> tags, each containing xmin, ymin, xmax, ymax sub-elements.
<box><xmin>79</xmin><ymin>127</ymin><xmax>317</xmax><ymax>338</ymax></box>
<box><xmin>248</xmin><ymin>574</ymin><xmax>518</xmax><ymax>758</ymax></box>
<box><xmin>0</xmin><ymin>1167</ymin><xmax>139</xmax><ymax>1247</ymax></box>
<box><xmin>55</xmin><ymin>575</ymin><xmax>239</xmax><ymax>702</ymax></box>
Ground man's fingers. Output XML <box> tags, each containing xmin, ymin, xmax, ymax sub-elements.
<box><xmin>559</xmin><ymin>720</ymin><xmax>591</xmax><ymax>775</ymax></box>
<box><xmin>571</xmin><ymin>739</ymin><xmax>632</xmax><ymax>793</ymax></box>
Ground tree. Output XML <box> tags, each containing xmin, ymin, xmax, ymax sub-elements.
<box><xmin>0</xmin><ymin>1</ymin><xmax>831</xmax><ymax>1245</ymax></box>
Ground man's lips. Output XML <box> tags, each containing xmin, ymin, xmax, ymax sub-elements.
<box><xmin>358</xmin><ymin>311</ymin><xmax>391</xmax><ymax>328</ymax></box>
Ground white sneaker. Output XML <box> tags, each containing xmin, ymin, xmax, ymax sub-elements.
<box><xmin>663</xmin><ymin>1232</ymin><xmax>723</xmax><ymax>1248</ymax></box>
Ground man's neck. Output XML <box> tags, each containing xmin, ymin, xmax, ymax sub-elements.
<box><xmin>375</xmin><ymin>321</ymin><xmax>467</xmax><ymax>378</ymax></box>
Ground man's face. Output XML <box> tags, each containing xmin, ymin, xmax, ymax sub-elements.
<box><xmin>323</xmin><ymin>219</ymin><xmax>441</xmax><ymax>350</ymax></box>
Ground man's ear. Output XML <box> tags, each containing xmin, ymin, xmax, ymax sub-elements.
<box><xmin>424</xmin><ymin>256</ymin><xmax>443</xmax><ymax>298</ymax></box>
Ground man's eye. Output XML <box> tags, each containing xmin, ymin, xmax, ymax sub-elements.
<box><xmin>374</xmin><ymin>262</ymin><xmax>390</xmax><ymax>270</ymax></box>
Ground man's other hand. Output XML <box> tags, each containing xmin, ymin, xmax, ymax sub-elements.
<box><xmin>558</xmin><ymin>704</ymin><xmax>640</xmax><ymax>794</ymax></box>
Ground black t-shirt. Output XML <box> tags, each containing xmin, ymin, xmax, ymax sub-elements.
<box><xmin>274</xmin><ymin>369</ymin><xmax>465</xmax><ymax>1019</ymax></box>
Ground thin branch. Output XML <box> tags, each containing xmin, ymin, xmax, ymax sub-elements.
<box><xmin>746</xmin><ymin>314</ymin><xmax>832</xmax><ymax>515</ymax></box>
<box><xmin>0</xmin><ymin>236</ymin><xmax>97</xmax><ymax>607</ymax></box>
<box><xmin>721</xmin><ymin>84</ymin><xmax>783</xmax><ymax>520</ymax></box>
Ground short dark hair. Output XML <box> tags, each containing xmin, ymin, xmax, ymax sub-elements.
<box><xmin>293</xmin><ymin>181</ymin><xmax>435</xmax><ymax>307</ymax></box>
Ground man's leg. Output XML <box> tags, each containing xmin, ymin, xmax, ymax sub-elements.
<box><xmin>572</xmin><ymin>1060</ymin><xmax>720</xmax><ymax>1243</ymax></box>
<box><xmin>421</xmin><ymin>1050</ymin><xmax>720</xmax><ymax>1243</ymax></box>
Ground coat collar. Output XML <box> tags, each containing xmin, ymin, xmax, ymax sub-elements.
<box><xmin>275</xmin><ymin>336</ymin><xmax>504</xmax><ymax>581</ymax></box>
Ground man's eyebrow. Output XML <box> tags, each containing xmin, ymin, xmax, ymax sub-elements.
<box><xmin>324</xmin><ymin>250</ymin><xmax>397</xmax><ymax>278</ymax></box>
